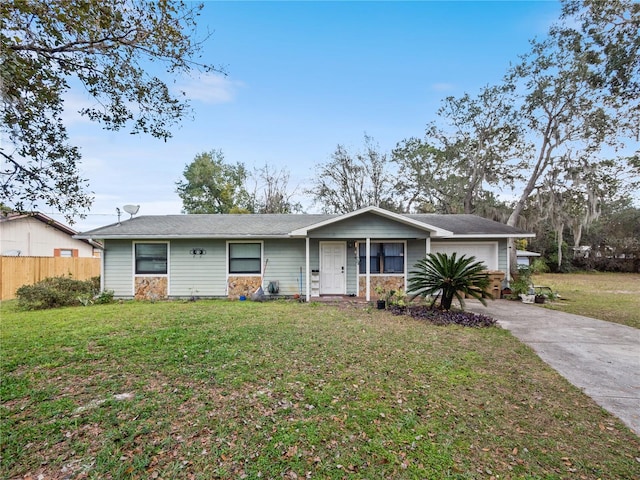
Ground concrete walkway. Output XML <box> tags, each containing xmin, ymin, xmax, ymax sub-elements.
<box><xmin>465</xmin><ymin>299</ymin><xmax>640</xmax><ymax>437</ymax></box>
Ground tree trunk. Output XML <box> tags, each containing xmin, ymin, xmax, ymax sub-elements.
<box><xmin>441</xmin><ymin>293</ymin><xmax>453</xmax><ymax>310</ymax></box>
<box><xmin>556</xmin><ymin>224</ymin><xmax>564</xmax><ymax>269</ymax></box>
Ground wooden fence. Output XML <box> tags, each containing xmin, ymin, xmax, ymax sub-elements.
<box><xmin>0</xmin><ymin>256</ymin><xmax>101</xmax><ymax>300</ymax></box>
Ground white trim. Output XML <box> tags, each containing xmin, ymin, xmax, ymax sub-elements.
<box><xmin>365</xmin><ymin>238</ymin><xmax>370</xmax><ymax>301</ymax></box>
<box><xmin>132</xmin><ymin>241</ymin><xmax>170</xmax><ymax>296</ymax></box>
<box><xmin>446</xmin><ymin>233</ymin><xmax>535</xmax><ymax>239</ymax></box>
<box><xmin>289</xmin><ymin>206</ymin><xmax>453</xmax><ymax>238</ymax></box>
<box><xmin>357</xmin><ymin>240</ymin><xmax>407</xmax><ymax>275</ymax></box>
<box><xmin>358</xmin><ymin>240</ymin><xmax>408</xmax><ymax>298</ymax></box>
<box><xmin>100</xmin><ymin>247</ymin><xmax>105</xmax><ymax>292</ymax></box>
<box><xmin>79</xmin><ymin>234</ymin><xmax>293</xmax><ymax>240</ymax></box>
<box><xmin>305</xmin><ymin>237</ymin><xmax>310</xmax><ymax>302</ymax></box>
<box><xmin>319</xmin><ymin>241</ymin><xmax>347</xmax><ymax>295</ymax></box>
<box><xmin>430</xmin><ymin>241</ymin><xmax>499</xmax><ymax>271</ymax></box>
<box><xmin>226</xmin><ymin>240</ymin><xmax>265</xmax><ymax>277</ymax></box>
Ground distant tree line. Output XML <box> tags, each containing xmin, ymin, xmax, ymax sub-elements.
<box><xmin>176</xmin><ymin>0</ymin><xmax>639</xmax><ymax>274</ymax></box>
<box><xmin>2</xmin><ymin>1</ymin><xmax>637</xmax><ymax>273</ymax></box>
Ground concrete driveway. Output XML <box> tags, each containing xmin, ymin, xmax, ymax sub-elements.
<box><xmin>465</xmin><ymin>299</ymin><xmax>640</xmax><ymax>437</ymax></box>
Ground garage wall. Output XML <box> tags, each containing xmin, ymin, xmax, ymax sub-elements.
<box><xmin>430</xmin><ymin>240</ymin><xmax>505</xmax><ymax>271</ymax></box>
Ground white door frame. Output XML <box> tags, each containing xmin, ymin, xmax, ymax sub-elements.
<box><xmin>319</xmin><ymin>241</ymin><xmax>347</xmax><ymax>295</ymax></box>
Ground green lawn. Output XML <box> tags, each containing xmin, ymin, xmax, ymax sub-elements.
<box><xmin>532</xmin><ymin>272</ymin><xmax>640</xmax><ymax>329</ymax></box>
<box><xmin>1</xmin><ymin>300</ymin><xmax>639</xmax><ymax>479</ymax></box>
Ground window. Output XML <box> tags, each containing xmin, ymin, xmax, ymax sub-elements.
<box><xmin>135</xmin><ymin>243</ymin><xmax>167</xmax><ymax>274</ymax></box>
<box><xmin>54</xmin><ymin>248</ymin><xmax>77</xmax><ymax>257</ymax></box>
<box><xmin>359</xmin><ymin>242</ymin><xmax>405</xmax><ymax>274</ymax></box>
<box><xmin>229</xmin><ymin>243</ymin><xmax>261</xmax><ymax>274</ymax></box>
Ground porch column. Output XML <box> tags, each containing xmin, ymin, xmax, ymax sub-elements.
<box><xmin>365</xmin><ymin>237</ymin><xmax>371</xmax><ymax>301</ymax></box>
<box><xmin>426</xmin><ymin>237</ymin><xmax>431</xmax><ymax>255</ymax></box>
<box><xmin>506</xmin><ymin>241</ymin><xmax>511</xmax><ymax>283</ymax></box>
<box><xmin>305</xmin><ymin>237</ymin><xmax>311</xmax><ymax>302</ymax></box>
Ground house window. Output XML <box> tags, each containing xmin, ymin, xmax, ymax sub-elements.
<box><xmin>359</xmin><ymin>242</ymin><xmax>405</xmax><ymax>274</ymax></box>
<box><xmin>54</xmin><ymin>248</ymin><xmax>78</xmax><ymax>257</ymax></box>
<box><xmin>229</xmin><ymin>243</ymin><xmax>261</xmax><ymax>274</ymax></box>
<box><xmin>135</xmin><ymin>243</ymin><xmax>168</xmax><ymax>274</ymax></box>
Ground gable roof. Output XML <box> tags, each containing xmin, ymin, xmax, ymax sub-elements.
<box><xmin>1</xmin><ymin>212</ymin><xmax>102</xmax><ymax>247</ymax></box>
<box><xmin>405</xmin><ymin>214</ymin><xmax>531</xmax><ymax>238</ymax></box>
<box><xmin>288</xmin><ymin>206</ymin><xmax>453</xmax><ymax>237</ymax></box>
<box><xmin>1</xmin><ymin>212</ymin><xmax>77</xmax><ymax>236</ymax></box>
<box><xmin>76</xmin><ymin>207</ymin><xmax>532</xmax><ymax>240</ymax></box>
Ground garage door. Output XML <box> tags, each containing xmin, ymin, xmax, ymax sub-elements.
<box><xmin>430</xmin><ymin>242</ymin><xmax>498</xmax><ymax>270</ymax></box>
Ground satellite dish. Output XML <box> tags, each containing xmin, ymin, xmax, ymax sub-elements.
<box><xmin>123</xmin><ymin>204</ymin><xmax>140</xmax><ymax>218</ymax></box>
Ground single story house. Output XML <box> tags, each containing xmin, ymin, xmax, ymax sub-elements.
<box><xmin>1</xmin><ymin>212</ymin><xmax>102</xmax><ymax>257</ymax></box>
<box><xmin>75</xmin><ymin>206</ymin><xmax>533</xmax><ymax>301</ymax></box>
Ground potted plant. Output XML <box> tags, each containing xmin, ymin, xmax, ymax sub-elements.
<box><xmin>374</xmin><ymin>285</ymin><xmax>387</xmax><ymax>309</ymax></box>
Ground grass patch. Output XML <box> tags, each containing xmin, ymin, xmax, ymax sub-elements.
<box><xmin>532</xmin><ymin>272</ymin><xmax>640</xmax><ymax>329</ymax></box>
<box><xmin>1</xmin><ymin>300</ymin><xmax>639</xmax><ymax>479</ymax></box>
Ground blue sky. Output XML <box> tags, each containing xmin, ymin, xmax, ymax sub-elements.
<box><xmin>59</xmin><ymin>0</ymin><xmax>562</xmax><ymax>232</ymax></box>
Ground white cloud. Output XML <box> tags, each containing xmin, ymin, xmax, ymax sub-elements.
<box><xmin>61</xmin><ymin>91</ymin><xmax>96</xmax><ymax>126</ymax></box>
<box><xmin>177</xmin><ymin>73</ymin><xmax>243</xmax><ymax>104</ymax></box>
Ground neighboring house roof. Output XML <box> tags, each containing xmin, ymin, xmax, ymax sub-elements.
<box><xmin>517</xmin><ymin>250</ymin><xmax>541</xmax><ymax>257</ymax></box>
<box><xmin>76</xmin><ymin>206</ymin><xmax>533</xmax><ymax>240</ymax></box>
<box><xmin>1</xmin><ymin>212</ymin><xmax>77</xmax><ymax>236</ymax></box>
<box><xmin>1</xmin><ymin>212</ymin><xmax>102</xmax><ymax>248</ymax></box>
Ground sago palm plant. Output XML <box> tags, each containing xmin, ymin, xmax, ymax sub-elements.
<box><xmin>407</xmin><ymin>252</ymin><xmax>491</xmax><ymax>310</ymax></box>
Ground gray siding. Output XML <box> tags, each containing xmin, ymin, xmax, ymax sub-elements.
<box><xmin>309</xmin><ymin>213</ymin><xmax>428</xmax><ymax>239</ymax></box>
<box><xmin>169</xmin><ymin>239</ymin><xmax>226</xmax><ymax>297</ymax></box>
<box><xmin>407</xmin><ymin>239</ymin><xmax>428</xmax><ymax>277</ymax></box>
<box><xmin>103</xmin><ymin>240</ymin><xmax>133</xmax><ymax>297</ymax></box>
<box><xmin>263</xmin><ymin>239</ymin><xmax>307</xmax><ymax>296</ymax></box>
<box><xmin>104</xmin><ymin>236</ymin><xmax>510</xmax><ymax>299</ymax></box>
<box><xmin>498</xmin><ymin>239</ymin><xmax>507</xmax><ymax>271</ymax></box>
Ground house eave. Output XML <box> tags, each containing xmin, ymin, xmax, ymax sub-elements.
<box><xmin>74</xmin><ymin>234</ymin><xmax>294</xmax><ymax>241</ymax></box>
<box><xmin>289</xmin><ymin>206</ymin><xmax>454</xmax><ymax>237</ymax></box>
<box><xmin>439</xmin><ymin>233</ymin><xmax>536</xmax><ymax>239</ymax></box>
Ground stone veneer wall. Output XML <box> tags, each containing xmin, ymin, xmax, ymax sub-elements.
<box><xmin>359</xmin><ymin>275</ymin><xmax>405</xmax><ymax>298</ymax></box>
<box><xmin>134</xmin><ymin>277</ymin><xmax>168</xmax><ymax>300</ymax></box>
<box><xmin>228</xmin><ymin>275</ymin><xmax>262</xmax><ymax>299</ymax></box>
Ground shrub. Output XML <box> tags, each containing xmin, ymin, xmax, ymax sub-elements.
<box><xmin>408</xmin><ymin>252</ymin><xmax>491</xmax><ymax>310</ymax></box>
<box><xmin>530</xmin><ymin>258</ymin><xmax>550</xmax><ymax>274</ymax></box>
<box><xmin>509</xmin><ymin>266</ymin><xmax>534</xmax><ymax>298</ymax></box>
<box><xmin>571</xmin><ymin>256</ymin><xmax>639</xmax><ymax>273</ymax></box>
<box><xmin>16</xmin><ymin>276</ymin><xmax>97</xmax><ymax>310</ymax></box>
<box><xmin>94</xmin><ymin>290</ymin><xmax>115</xmax><ymax>304</ymax></box>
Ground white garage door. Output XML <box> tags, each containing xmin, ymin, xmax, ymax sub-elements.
<box><xmin>430</xmin><ymin>242</ymin><xmax>498</xmax><ymax>271</ymax></box>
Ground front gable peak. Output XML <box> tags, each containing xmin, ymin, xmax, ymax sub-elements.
<box><xmin>288</xmin><ymin>206</ymin><xmax>453</xmax><ymax>238</ymax></box>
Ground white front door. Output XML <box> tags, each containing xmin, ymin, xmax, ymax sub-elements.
<box><xmin>320</xmin><ymin>242</ymin><xmax>346</xmax><ymax>295</ymax></box>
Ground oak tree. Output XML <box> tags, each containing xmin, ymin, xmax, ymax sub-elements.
<box><xmin>176</xmin><ymin>150</ymin><xmax>251</xmax><ymax>214</ymax></box>
<box><xmin>1</xmin><ymin>1</ymin><xmax>217</xmax><ymax>221</ymax></box>
<box><xmin>308</xmin><ymin>135</ymin><xmax>394</xmax><ymax>214</ymax></box>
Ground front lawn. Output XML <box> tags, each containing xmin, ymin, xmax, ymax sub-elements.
<box><xmin>532</xmin><ymin>272</ymin><xmax>640</xmax><ymax>329</ymax></box>
<box><xmin>1</xmin><ymin>300</ymin><xmax>638</xmax><ymax>479</ymax></box>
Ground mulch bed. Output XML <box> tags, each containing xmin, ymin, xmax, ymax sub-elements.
<box><xmin>389</xmin><ymin>305</ymin><xmax>497</xmax><ymax>327</ymax></box>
